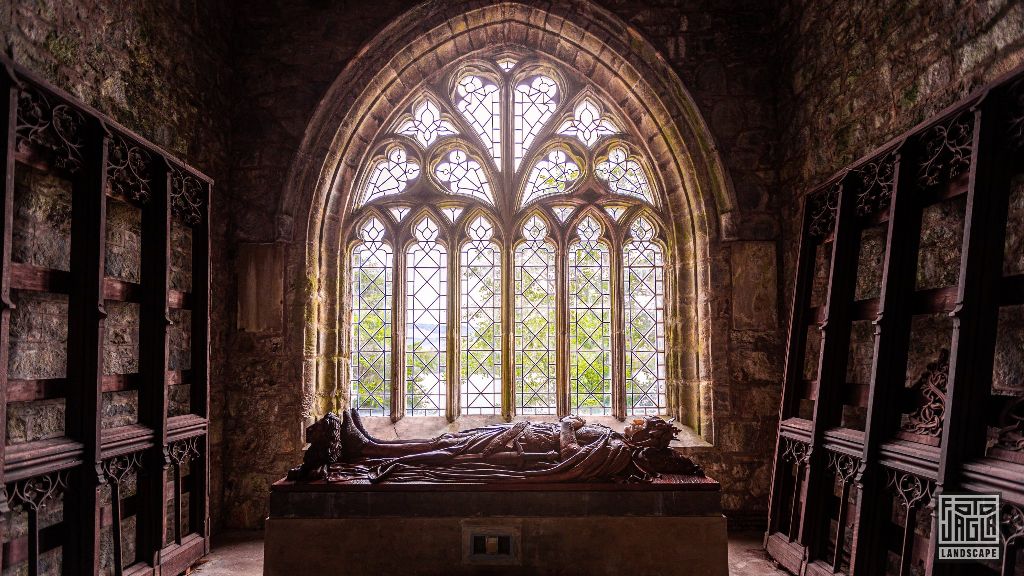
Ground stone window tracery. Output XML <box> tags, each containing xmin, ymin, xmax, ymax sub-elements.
<box><xmin>347</xmin><ymin>54</ymin><xmax>668</xmax><ymax>420</ymax></box>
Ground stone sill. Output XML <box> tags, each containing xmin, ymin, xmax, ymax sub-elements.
<box><xmin>359</xmin><ymin>415</ymin><xmax>712</xmax><ymax>449</ymax></box>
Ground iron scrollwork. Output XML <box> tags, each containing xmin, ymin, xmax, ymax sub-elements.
<box><xmin>917</xmin><ymin>111</ymin><xmax>974</xmax><ymax>188</ymax></box>
<box><xmin>782</xmin><ymin>437</ymin><xmax>811</xmax><ymax>465</ymax></box>
<box><xmin>101</xmin><ymin>451</ymin><xmax>144</xmax><ymax>485</ymax></box>
<box><xmin>107</xmin><ymin>135</ymin><xmax>154</xmax><ymax>205</ymax></box>
<box><xmin>7</xmin><ymin>470</ymin><xmax>70</xmax><ymax>512</ymax></box>
<box><xmin>827</xmin><ymin>450</ymin><xmax>860</xmax><ymax>482</ymax></box>
<box><xmin>168</xmin><ymin>436</ymin><xmax>202</xmax><ymax>466</ymax></box>
<box><xmin>886</xmin><ymin>468</ymin><xmax>935</xmax><ymax>511</ymax></box>
<box><xmin>901</xmin><ymin>348</ymin><xmax>950</xmax><ymax>437</ymax></box>
<box><xmin>169</xmin><ymin>165</ymin><xmax>205</xmax><ymax>226</ymax></box>
<box><xmin>808</xmin><ymin>182</ymin><xmax>841</xmax><ymax>238</ymax></box>
<box><xmin>15</xmin><ymin>86</ymin><xmax>86</xmax><ymax>173</ymax></box>
<box><xmin>854</xmin><ymin>152</ymin><xmax>896</xmax><ymax>216</ymax></box>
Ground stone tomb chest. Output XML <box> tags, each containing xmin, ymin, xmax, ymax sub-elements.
<box><xmin>265</xmin><ymin>475</ymin><xmax>727</xmax><ymax>575</ymax></box>
<box><xmin>265</xmin><ymin>410</ymin><xmax>728</xmax><ymax>575</ymax></box>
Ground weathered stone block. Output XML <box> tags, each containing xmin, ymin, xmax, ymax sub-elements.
<box><xmin>105</xmin><ymin>199</ymin><xmax>142</xmax><ymax>283</ymax></box>
<box><xmin>12</xmin><ymin>166</ymin><xmax>72</xmax><ymax>271</ymax></box>
<box><xmin>855</xmin><ymin>224</ymin><xmax>886</xmax><ymax>300</ymax></box>
<box><xmin>1005</xmin><ymin>176</ymin><xmax>1024</xmax><ymax>276</ymax></box>
<box><xmin>103</xmin><ymin>301</ymin><xmax>139</xmax><ymax>375</ymax></box>
<box><xmin>7</xmin><ymin>398</ymin><xmax>65</xmax><ymax>444</ymax></box>
<box><xmin>8</xmin><ymin>291</ymin><xmax>68</xmax><ymax>380</ymax></box>
<box><xmin>168</xmin><ymin>308</ymin><xmax>192</xmax><ymax>371</ymax></box>
<box><xmin>916</xmin><ymin>197</ymin><xmax>965</xmax><ymax>290</ymax></box>
<box><xmin>730</xmin><ymin>241</ymin><xmax>778</xmax><ymax>331</ymax></box>
<box><xmin>170</xmin><ymin>220</ymin><xmax>193</xmax><ymax>293</ymax></box>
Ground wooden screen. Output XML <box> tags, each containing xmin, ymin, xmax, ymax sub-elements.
<box><xmin>767</xmin><ymin>64</ymin><xmax>1024</xmax><ymax>576</ymax></box>
<box><xmin>0</xmin><ymin>57</ymin><xmax>211</xmax><ymax>575</ymax></box>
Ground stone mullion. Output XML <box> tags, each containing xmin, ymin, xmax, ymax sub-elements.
<box><xmin>391</xmin><ymin>235</ymin><xmax>408</xmax><ymax>421</ymax></box>
<box><xmin>555</xmin><ymin>234</ymin><xmax>569</xmax><ymax>417</ymax></box>
<box><xmin>609</xmin><ymin>234</ymin><xmax>625</xmax><ymax>420</ymax></box>
<box><xmin>501</xmin><ymin>236</ymin><xmax>514</xmax><ymax>420</ymax></box>
<box><xmin>446</xmin><ymin>236</ymin><xmax>460</xmax><ymax>422</ymax></box>
<box><xmin>931</xmin><ymin>101</ymin><xmax>1011</xmax><ymax>576</ymax></box>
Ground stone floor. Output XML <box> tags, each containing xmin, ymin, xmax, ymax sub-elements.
<box><xmin>190</xmin><ymin>530</ymin><xmax>789</xmax><ymax>576</ymax></box>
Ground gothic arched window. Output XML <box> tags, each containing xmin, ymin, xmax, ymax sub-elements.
<box><xmin>347</xmin><ymin>54</ymin><xmax>669</xmax><ymax>420</ymax></box>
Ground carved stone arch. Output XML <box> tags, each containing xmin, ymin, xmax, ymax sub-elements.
<box><xmin>280</xmin><ymin>0</ymin><xmax>737</xmax><ymax>442</ymax></box>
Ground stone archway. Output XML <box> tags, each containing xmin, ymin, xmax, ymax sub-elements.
<box><xmin>277</xmin><ymin>0</ymin><xmax>738</xmax><ymax>442</ymax></box>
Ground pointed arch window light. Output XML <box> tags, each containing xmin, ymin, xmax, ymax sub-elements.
<box><xmin>347</xmin><ymin>54</ymin><xmax>667</xmax><ymax>420</ymax></box>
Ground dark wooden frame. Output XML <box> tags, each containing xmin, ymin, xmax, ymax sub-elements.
<box><xmin>766</xmin><ymin>63</ymin><xmax>1024</xmax><ymax>576</ymax></box>
<box><xmin>0</xmin><ymin>56</ymin><xmax>211</xmax><ymax>576</ymax></box>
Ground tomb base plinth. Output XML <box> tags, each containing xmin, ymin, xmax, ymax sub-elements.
<box><xmin>264</xmin><ymin>475</ymin><xmax>728</xmax><ymax>576</ymax></box>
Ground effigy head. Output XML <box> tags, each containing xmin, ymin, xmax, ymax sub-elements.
<box><xmin>623</xmin><ymin>416</ymin><xmax>681</xmax><ymax>449</ymax></box>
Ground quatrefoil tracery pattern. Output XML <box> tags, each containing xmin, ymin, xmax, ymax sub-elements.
<box><xmin>347</xmin><ymin>54</ymin><xmax>669</xmax><ymax>418</ymax></box>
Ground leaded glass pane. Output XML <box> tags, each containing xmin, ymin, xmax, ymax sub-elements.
<box><xmin>557</xmin><ymin>98</ymin><xmax>619</xmax><ymax>148</ymax></box>
<box><xmin>406</xmin><ymin>217</ymin><xmax>447</xmax><ymax>416</ymax></box>
<box><xmin>350</xmin><ymin>217</ymin><xmax>392</xmax><ymax>416</ymax></box>
<box><xmin>552</xmin><ymin>205</ymin><xmax>574</xmax><ymax>222</ymax></box>
<box><xmin>362</xmin><ymin>147</ymin><xmax>420</xmax><ymax>205</ymax></box>
<box><xmin>624</xmin><ymin>217</ymin><xmax>665</xmax><ymax>415</ymax></box>
<box><xmin>497</xmin><ymin>58</ymin><xmax>517</xmax><ymax>72</ymax></box>
<box><xmin>390</xmin><ymin>206</ymin><xmax>410</xmax><ymax>222</ymax></box>
<box><xmin>397</xmin><ymin>98</ymin><xmax>458</xmax><ymax>148</ymax></box>
<box><xmin>515</xmin><ymin>216</ymin><xmax>556</xmax><ymax>415</ymax></box>
<box><xmin>569</xmin><ymin>216</ymin><xmax>611</xmax><ymax>415</ymax></box>
<box><xmin>461</xmin><ymin>217</ymin><xmax>501</xmax><ymax>415</ymax></box>
<box><xmin>455</xmin><ymin>75</ymin><xmax>501</xmax><ymax>167</ymax></box>
<box><xmin>595</xmin><ymin>146</ymin><xmax>654</xmax><ymax>204</ymax></box>
<box><xmin>435</xmin><ymin>149</ymin><xmax>494</xmax><ymax>204</ymax></box>
<box><xmin>513</xmin><ymin>75</ymin><xmax>559</xmax><ymax>171</ymax></box>
<box><xmin>521</xmin><ymin>149</ymin><xmax>581</xmax><ymax>207</ymax></box>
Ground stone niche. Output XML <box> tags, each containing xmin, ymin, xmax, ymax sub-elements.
<box><xmin>265</xmin><ymin>476</ymin><xmax>728</xmax><ymax>576</ymax></box>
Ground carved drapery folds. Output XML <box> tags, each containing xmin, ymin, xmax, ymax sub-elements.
<box><xmin>808</xmin><ymin>182</ymin><xmax>841</xmax><ymax>238</ymax></box>
<box><xmin>917</xmin><ymin>111</ymin><xmax>974</xmax><ymax>189</ymax></box>
<box><xmin>106</xmin><ymin>135</ymin><xmax>154</xmax><ymax>205</ymax></box>
<box><xmin>854</xmin><ymin>152</ymin><xmax>896</xmax><ymax>216</ymax></box>
<box><xmin>7</xmin><ymin>470</ymin><xmax>70</xmax><ymax>511</ymax></box>
<box><xmin>169</xmin><ymin>166</ymin><xmax>205</xmax><ymax>226</ymax></box>
<box><xmin>902</xmin><ymin>349</ymin><xmax>950</xmax><ymax>437</ymax></box>
<box><xmin>15</xmin><ymin>86</ymin><xmax>86</xmax><ymax>174</ymax></box>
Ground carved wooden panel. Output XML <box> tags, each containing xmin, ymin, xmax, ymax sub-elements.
<box><xmin>768</xmin><ymin>62</ymin><xmax>1024</xmax><ymax>576</ymax></box>
<box><xmin>0</xmin><ymin>56</ymin><xmax>211</xmax><ymax>576</ymax></box>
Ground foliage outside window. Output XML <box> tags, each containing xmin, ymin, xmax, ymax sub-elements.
<box><xmin>348</xmin><ymin>53</ymin><xmax>668</xmax><ymax>420</ymax></box>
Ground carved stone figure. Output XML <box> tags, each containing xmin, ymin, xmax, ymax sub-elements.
<box><xmin>288</xmin><ymin>409</ymin><xmax>704</xmax><ymax>483</ymax></box>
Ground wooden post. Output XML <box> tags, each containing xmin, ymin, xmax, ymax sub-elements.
<box><xmin>64</xmin><ymin>119</ymin><xmax>108</xmax><ymax>576</ymax></box>
<box><xmin>138</xmin><ymin>160</ymin><xmax>171</xmax><ymax>562</ymax></box>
